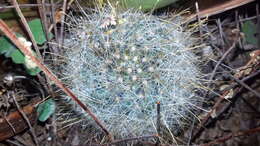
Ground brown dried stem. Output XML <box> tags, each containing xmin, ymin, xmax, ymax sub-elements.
<box><xmin>156</xmin><ymin>101</ymin><xmax>161</xmax><ymax>145</ymax></box>
<box><xmin>192</xmin><ymin>50</ymin><xmax>260</xmax><ymax>142</ymax></box>
<box><xmin>200</xmin><ymin>126</ymin><xmax>260</xmax><ymax>146</ymax></box>
<box><xmin>229</xmin><ymin>74</ymin><xmax>260</xmax><ymax>99</ymax></box>
<box><xmin>0</xmin><ymin>103</ymin><xmax>37</xmax><ymax>142</ymax></box>
<box><xmin>187</xmin><ymin>0</ymin><xmax>255</xmax><ymax>22</ymax></box>
<box><xmin>58</xmin><ymin>0</ymin><xmax>67</xmax><ymax>51</ymax></box>
<box><xmin>0</xmin><ymin>4</ymin><xmax>53</xmax><ymax>10</ymax></box>
<box><xmin>0</xmin><ymin>19</ymin><xmax>113</xmax><ymax>140</ymax></box>
<box><xmin>11</xmin><ymin>92</ymin><xmax>39</xmax><ymax>146</ymax></box>
<box><xmin>11</xmin><ymin>0</ymin><xmax>42</xmax><ymax>60</ymax></box>
<box><xmin>103</xmin><ymin>135</ymin><xmax>157</xmax><ymax>146</ymax></box>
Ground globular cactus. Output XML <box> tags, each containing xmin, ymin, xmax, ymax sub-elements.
<box><xmin>61</xmin><ymin>7</ymin><xmax>204</xmax><ymax>139</ymax></box>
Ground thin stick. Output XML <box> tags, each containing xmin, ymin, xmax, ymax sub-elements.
<box><xmin>228</xmin><ymin>73</ymin><xmax>260</xmax><ymax>99</ymax></box>
<box><xmin>58</xmin><ymin>0</ymin><xmax>67</xmax><ymax>51</ymax></box>
<box><xmin>223</xmin><ymin>69</ymin><xmax>260</xmax><ymax>92</ymax></box>
<box><xmin>5</xmin><ymin>139</ymin><xmax>22</xmax><ymax>146</ymax></box>
<box><xmin>0</xmin><ymin>4</ymin><xmax>53</xmax><ymax>10</ymax></box>
<box><xmin>103</xmin><ymin>135</ymin><xmax>157</xmax><ymax>146</ymax></box>
<box><xmin>37</xmin><ymin>0</ymin><xmax>51</xmax><ymax>48</ymax></box>
<box><xmin>241</xmin><ymin>97</ymin><xmax>260</xmax><ymax>114</ymax></box>
<box><xmin>200</xmin><ymin>126</ymin><xmax>260</xmax><ymax>146</ymax></box>
<box><xmin>11</xmin><ymin>0</ymin><xmax>42</xmax><ymax>60</ymax></box>
<box><xmin>235</xmin><ymin>11</ymin><xmax>244</xmax><ymax>49</ymax></box>
<box><xmin>195</xmin><ymin>2</ymin><xmax>203</xmax><ymax>41</ymax></box>
<box><xmin>187</xmin><ymin>117</ymin><xmax>196</xmax><ymax>146</ymax></box>
<box><xmin>192</xmin><ymin>68</ymin><xmax>260</xmax><ymax>142</ymax></box>
<box><xmin>240</xmin><ymin>15</ymin><xmax>260</xmax><ymax>22</ymax></box>
<box><xmin>50</xmin><ymin>0</ymin><xmax>58</xmax><ymax>38</ymax></box>
<box><xmin>192</xmin><ymin>91</ymin><xmax>229</xmax><ymax>142</ymax></box>
<box><xmin>3</xmin><ymin>116</ymin><xmax>16</xmax><ymax>134</ymax></box>
<box><xmin>202</xmin><ymin>41</ymin><xmax>237</xmax><ymax>103</ymax></box>
<box><xmin>36</xmin><ymin>0</ymin><xmax>57</xmax><ymax>103</ymax></box>
<box><xmin>13</xmin><ymin>136</ymin><xmax>31</xmax><ymax>146</ymax></box>
<box><xmin>50</xmin><ymin>0</ymin><xmax>59</xmax><ymax>57</ymax></box>
<box><xmin>217</xmin><ymin>19</ymin><xmax>225</xmax><ymax>47</ymax></box>
<box><xmin>156</xmin><ymin>101</ymin><xmax>161</xmax><ymax>145</ymax></box>
<box><xmin>0</xmin><ymin>19</ymin><xmax>112</xmax><ymax>140</ymax></box>
<box><xmin>187</xmin><ymin>0</ymin><xmax>255</xmax><ymax>22</ymax></box>
<box><xmin>11</xmin><ymin>92</ymin><xmax>39</xmax><ymax>146</ymax></box>
<box><xmin>209</xmin><ymin>41</ymin><xmax>236</xmax><ymax>83</ymax></box>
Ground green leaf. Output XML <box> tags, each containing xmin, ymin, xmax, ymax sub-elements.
<box><xmin>28</xmin><ymin>19</ymin><xmax>53</xmax><ymax>45</ymax></box>
<box><xmin>0</xmin><ymin>29</ymin><xmax>43</xmax><ymax>76</ymax></box>
<box><xmin>0</xmin><ymin>33</ymin><xmax>24</xmax><ymax>57</ymax></box>
<box><xmin>120</xmin><ymin>0</ymin><xmax>179</xmax><ymax>11</ymax></box>
<box><xmin>242</xmin><ymin>20</ymin><xmax>257</xmax><ymax>45</ymax></box>
<box><xmin>37</xmin><ymin>99</ymin><xmax>56</xmax><ymax>122</ymax></box>
<box><xmin>11</xmin><ymin>49</ymin><xmax>25</xmax><ymax>64</ymax></box>
<box><xmin>0</xmin><ymin>36</ymin><xmax>18</xmax><ymax>57</ymax></box>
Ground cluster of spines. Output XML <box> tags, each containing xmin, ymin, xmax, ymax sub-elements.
<box><xmin>61</xmin><ymin>7</ymin><xmax>203</xmax><ymax>139</ymax></box>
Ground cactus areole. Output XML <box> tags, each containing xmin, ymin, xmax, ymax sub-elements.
<box><xmin>61</xmin><ymin>7</ymin><xmax>203</xmax><ymax>139</ymax></box>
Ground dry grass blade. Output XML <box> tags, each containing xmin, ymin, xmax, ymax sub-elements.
<box><xmin>187</xmin><ymin>0</ymin><xmax>255</xmax><ymax>21</ymax></box>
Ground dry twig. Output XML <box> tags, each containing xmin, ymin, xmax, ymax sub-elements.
<box><xmin>156</xmin><ymin>101</ymin><xmax>161</xmax><ymax>145</ymax></box>
<box><xmin>0</xmin><ymin>3</ymin><xmax>53</xmax><ymax>10</ymax></box>
<box><xmin>0</xmin><ymin>19</ymin><xmax>113</xmax><ymax>140</ymax></box>
<box><xmin>229</xmin><ymin>73</ymin><xmax>260</xmax><ymax>99</ymax></box>
<box><xmin>187</xmin><ymin>0</ymin><xmax>255</xmax><ymax>21</ymax></box>
<box><xmin>11</xmin><ymin>0</ymin><xmax>43</xmax><ymax>60</ymax></box>
<box><xmin>11</xmin><ymin>92</ymin><xmax>39</xmax><ymax>146</ymax></box>
<box><xmin>200</xmin><ymin>126</ymin><xmax>260</xmax><ymax>146</ymax></box>
<box><xmin>103</xmin><ymin>135</ymin><xmax>157</xmax><ymax>146</ymax></box>
<box><xmin>192</xmin><ymin>49</ymin><xmax>260</xmax><ymax>143</ymax></box>
<box><xmin>0</xmin><ymin>98</ymin><xmax>38</xmax><ymax>142</ymax></box>
<box><xmin>58</xmin><ymin>0</ymin><xmax>67</xmax><ymax>51</ymax></box>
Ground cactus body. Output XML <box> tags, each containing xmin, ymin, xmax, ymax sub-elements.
<box><xmin>62</xmin><ymin>8</ymin><xmax>202</xmax><ymax>138</ymax></box>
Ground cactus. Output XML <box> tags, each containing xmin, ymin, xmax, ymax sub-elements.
<box><xmin>60</xmin><ymin>7</ymin><xmax>204</xmax><ymax>140</ymax></box>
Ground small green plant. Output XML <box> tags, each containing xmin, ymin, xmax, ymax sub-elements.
<box><xmin>0</xmin><ymin>18</ymin><xmax>53</xmax><ymax>75</ymax></box>
<box><xmin>37</xmin><ymin>99</ymin><xmax>56</xmax><ymax>122</ymax></box>
<box><xmin>242</xmin><ymin>20</ymin><xmax>257</xmax><ymax>46</ymax></box>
